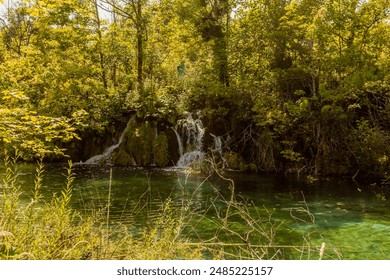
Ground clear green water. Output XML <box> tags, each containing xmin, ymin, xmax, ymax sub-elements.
<box><xmin>3</xmin><ymin>164</ymin><xmax>389</xmax><ymax>260</ymax></box>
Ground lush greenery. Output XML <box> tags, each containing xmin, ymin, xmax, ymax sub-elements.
<box><xmin>1</xmin><ymin>156</ymin><xmax>334</xmax><ymax>260</ymax></box>
<box><xmin>1</xmin><ymin>1</ymin><xmax>388</xmax><ymax>261</ymax></box>
<box><xmin>1</xmin><ymin>0</ymin><xmax>390</xmax><ymax>176</ymax></box>
<box><xmin>0</xmin><ymin>157</ymin><xmax>202</xmax><ymax>259</ymax></box>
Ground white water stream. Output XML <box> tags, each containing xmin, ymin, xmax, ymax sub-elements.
<box><xmin>173</xmin><ymin>112</ymin><xmax>206</xmax><ymax>168</ymax></box>
<box><xmin>84</xmin><ymin>120</ymin><xmax>131</xmax><ymax>165</ymax></box>
<box><xmin>85</xmin><ymin>112</ymin><xmax>226</xmax><ymax>168</ymax></box>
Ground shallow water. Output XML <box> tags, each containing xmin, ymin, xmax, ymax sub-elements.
<box><xmin>2</xmin><ymin>164</ymin><xmax>389</xmax><ymax>259</ymax></box>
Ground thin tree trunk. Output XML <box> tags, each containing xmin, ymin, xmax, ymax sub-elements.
<box><xmin>93</xmin><ymin>0</ymin><xmax>108</xmax><ymax>88</ymax></box>
<box><xmin>136</xmin><ymin>0</ymin><xmax>144</xmax><ymax>94</ymax></box>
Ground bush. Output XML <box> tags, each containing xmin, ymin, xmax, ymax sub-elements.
<box><xmin>349</xmin><ymin>119</ymin><xmax>390</xmax><ymax>175</ymax></box>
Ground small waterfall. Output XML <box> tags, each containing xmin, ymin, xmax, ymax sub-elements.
<box><xmin>174</xmin><ymin>112</ymin><xmax>206</xmax><ymax>168</ymax></box>
<box><xmin>210</xmin><ymin>133</ymin><xmax>222</xmax><ymax>152</ymax></box>
<box><xmin>84</xmin><ymin>120</ymin><xmax>131</xmax><ymax>165</ymax></box>
<box><xmin>210</xmin><ymin>133</ymin><xmax>227</xmax><ymax>168</ymax></box>
<box><xmin>84</xmin><ymin>143</ymin><xmax>120</xmax><ymax>165</ymax></box>
<box><xmin>173</xmin><ymin>128</ymin><xmax>184</xmax><ymax>157</ymax></box>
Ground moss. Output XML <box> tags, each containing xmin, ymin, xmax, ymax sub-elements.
<box><xmin>111</xmin><ymin>147</ymin><xmax>135</xmax><ymax>166</ymax></box>
<box><xmin>153</xmin><ymin>132</ymin><xmax>169</xmax><ymax>167</ymax></box>
<box><xmin>134</xmin><ymin>121</ymin><xmax>155</xmax><ymax>166</ymax></box>
<box><xmin>111</xmin><ymin>117</ymin><xmax>171</xmax><ymax>167</ymax></box>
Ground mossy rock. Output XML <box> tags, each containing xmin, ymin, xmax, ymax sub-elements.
<box><xmin>153</xmin><ymin>132</ymin><xmax>169</xmax><ymax>167</ymax></box>
<box><xmin>111</xmin><ymin>116</ymin><xmax>170</xmax><ymax>167</ymax></box>
<box><xmin>111</xmin><ymin>147</ymin><xmax>135</xmax><ymax>166</ymax></box>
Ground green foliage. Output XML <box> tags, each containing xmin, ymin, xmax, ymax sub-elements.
<box><xmin>231</xmin><ymin>0</ymin><xmax>390</xmax><ymax>175</ymax></box>
<box><xmin>281</xmin><ymin>149</ymin><xmax>304</xmax><ymax>163</ymax></box>
<box><xmin>349</xmin><ymin>119</ymin><xmax>390</xmax><ymax>173</ymax></box>
<box><xmin>223</xmin><ymin>151</ymin><xmax>246</xmax><ymax>171</ymax></box>
<box><xmin>0</xmin><ymin>94</ymin><xmax>80</xmax><ymax>159</ymax></box>
<box><xmin>0</xmin><ymin>0</ymin><xmax>389</xmax><ymax>175</ymax></box>
<box><xmin>0</xmin><ymin>0</ymin><xmax>114</xmax><ymax>125</ymax></box>
<box><xmin>0</xmin><ymin>158</ymin><xmax>204</xmax><ymax>259</ymax></box>
<box><xmin>126</xmin><ymin>199</ymin><xmax>203</xmax><ymax>260</ymax></box>
<box><xmin>0</xmin><ymin>157</ymin><xmax>98</xmax><ymax>259</ymax></box>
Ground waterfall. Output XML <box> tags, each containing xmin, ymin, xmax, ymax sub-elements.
<box><xmin>84</xmin><ymin>112</ymin><xmax>227</xmax><ymax>168</ymax></box>
<box><xmin>84</xmin><ymin>120</ymin><xmax>131</xmax><ymax>165</ymax></box>
<box><xmin>172</xmin><ymin>128</ymin><xmax>184</xmax><ymax>157</ymax></box>
<box><xmin>210</xmin><ymin>133</ymin><xmax>227</xmax><ymax>168</ymax></box>
<box><xmin>84</xmin><ymin>142</ymin><xmax>120</xmax><ymax>165</ymax></box>
<box><xmin>210</xmin><ymin>133</ymin><xmax>222</xmax><ymax>152</ymax></box>
<box><xmin>174</xmin><ymin>112</ymin><xmax>206</xmax><ymax>168</ymax></box>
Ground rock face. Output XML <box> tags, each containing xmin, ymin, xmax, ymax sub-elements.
<box><xmin>84</xmin><ymin>116</ymin><xmax>171</xmax><ymax>167</ymax></box>
<box><xmin>82</xmin><ymin>112</ymin><xmax>228</xmax><ymax>168</ymax></box>
<box><xmin>84</xmin><ymin>120</ymin><xmax>132</xmax><ymax>165</ymax></box>
<box><xmin>64</xmin><ymin>118</ymin><xmax>127</xmax><ymax>163</ymax></box>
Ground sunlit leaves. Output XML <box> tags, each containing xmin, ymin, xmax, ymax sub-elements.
<box><xmin>0</xmin><ymin>0</ymin><xmax>117</xmax><ymax>132</ymax></box>
<box><xmin>0</xmin><ymin>107</ymin><xmax>79</xmax><ymax>159</ymax></box>
<box><xmin>0</xmin><ymin>0</ymin><xmax>389</xmax><ymax>173</ymax></box>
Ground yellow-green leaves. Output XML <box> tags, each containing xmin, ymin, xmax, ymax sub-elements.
<box><xmin>0</xmin><ymin>106</ymin><xmax>79</xmax><ymax>159</ymax></box>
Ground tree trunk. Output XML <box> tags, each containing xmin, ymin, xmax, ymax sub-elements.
<box><xmin>93</xmin><ymin>0</ymin><xmax>107</xmax><ymax>89</ymax></box>
<box><xmin>213</xmin><ymin>36</ymin><xmax>229</xmax><ymax>87</ymax></box>
<box><xmin>136</xmin><ymin>0</ymin><xmax>144</xmax><ymax>94</ymax></box>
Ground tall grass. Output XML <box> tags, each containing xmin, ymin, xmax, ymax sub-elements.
<box><xmin>0</xmin><ymin>155</ymin><xmax>202</xmax><ymax>260</ymax></box>
<box><xmin>0</xmin><ymin>155</ymin><xmax>331</xmax><ymax>260</ymax></box>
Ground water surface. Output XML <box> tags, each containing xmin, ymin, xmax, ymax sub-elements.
<box><xmin>4</xmin><ymin>164</ymin><xmax>389</xmax><ymax>260</ymax></box>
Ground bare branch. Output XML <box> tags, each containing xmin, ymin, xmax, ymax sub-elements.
<box><xmin>100</xmin><ymin>0</ymin><xmax>136</xmax><ymax>23</ymax></box>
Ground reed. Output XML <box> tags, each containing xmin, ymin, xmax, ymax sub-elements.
<box><xmin>0</xmin><ymin>155</ymin><xmax>333</xmax><ymax>260</ymax></box>
<box><xmin>0</xmin><ymin>156</ymin><xmax>202</xmax><ymax>259</ymax></box>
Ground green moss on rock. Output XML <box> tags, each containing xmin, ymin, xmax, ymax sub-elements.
<box><xmin>153</xmin><ymin>132</ymin><xmax>169</xmax><ymax>167</ymax></box>
<box><xmin>111</xmin><ymin>117</ymin><xmax>170</xmax><ymax>167</ymax></box>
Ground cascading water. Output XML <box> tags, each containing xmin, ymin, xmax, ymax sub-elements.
<box><xmin>85</xmin><ymin>112</ymin><xmax>226</xmax><ymax>168</ymax></box>
<box><xmin>84</xmin><ymin>120</ymin><xmax>131</xmax><ymax>165</ymax></box>
<box><xmin>174</xmin><ymin>112</ymin><xmax>206</xmax><ymax>168</ymax></box>
<box><xmin>84</xmin><ymin>143</ymin><xmax>120</xmax><ymax>165</ymax></box>
<box><xmin>210</xmin><ymin>133</ymin><xmax>227</xmax><ymax>168</ymax></box>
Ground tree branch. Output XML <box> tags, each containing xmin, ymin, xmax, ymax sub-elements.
<box><xmin>100</xmin><ymin>0</ymin><xmax>136</xmax><ymax>23</ymax></box>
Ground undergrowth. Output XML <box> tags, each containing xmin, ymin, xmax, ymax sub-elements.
<box><xmin>0</xmin><ymin>154</ymin><xmax>330</xmax><ymax>260</ymax></box>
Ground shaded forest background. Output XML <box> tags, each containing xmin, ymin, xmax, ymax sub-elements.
<box><xmin>0</xmin><ymin>0</ymin><xmax>389</xmax><ymax>177</ymax></box>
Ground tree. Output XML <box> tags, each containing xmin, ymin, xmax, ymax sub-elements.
<box><xmin>102</xmin><ymin>0</ymin><xmax>148</xmax><ymax>95</ymax></box>
<box><xmin>92</xmin><ymin>0</ymin><xmax>108</xmax><ymax>89</ymax></box>
<box><xmin>194</xmin><ymin>0</ymin><xmax>231</xmax><ymax>86</ymax></box>
<box><xmin>229</xmin><ymin>0</ymin><xmax>390</xmax><ymax>174</ymax></box>
<box><xmin>0</xmin><ymin>0</ymin><xmax>117</xmax><ymax>158</ymax></box>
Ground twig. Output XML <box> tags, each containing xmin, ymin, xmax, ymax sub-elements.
<box><xmin>319</xmin><ymin>242</ymin><xmax>326</xmax><ymax>260</ymax></box>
